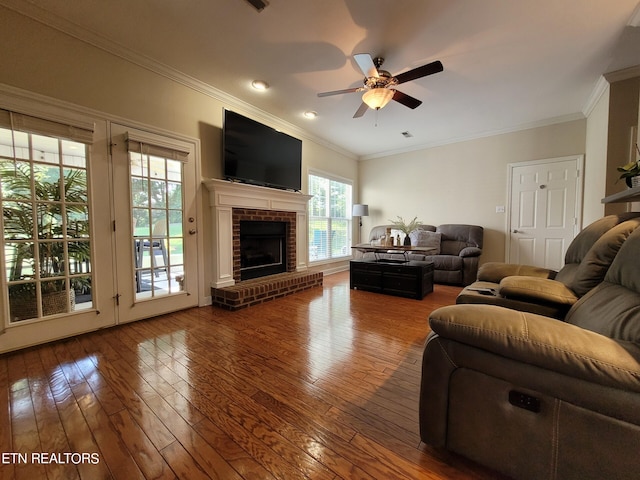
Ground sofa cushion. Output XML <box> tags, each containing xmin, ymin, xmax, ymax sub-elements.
<box><xmin>566</xmin><ymin>226</ymin><xmax>640</xmax><ymax>343</ymax></box>
<box><xmin>562</xmin><ymin>218</ymin><xmax>640</xmax><ymax>296</ymax></box>
<box><xmin>410</xmin><ymin>230</ymin><xmax>441</xmax><ymax>254</ymax></box>
<box><xmin>477</xmin><ymin>262</ymin><xmax>556</xmax><ymax>283</ymax></box>
<box><xmin>429</xmin><ymin>254</ymin><xmax>463</xmax><ymax>271</ymax></box>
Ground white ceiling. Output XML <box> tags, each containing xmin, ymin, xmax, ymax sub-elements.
<box><xmin>5</xmin><ymin>0</ymin><xmax>640</xmax><ymax>158</ymax></box>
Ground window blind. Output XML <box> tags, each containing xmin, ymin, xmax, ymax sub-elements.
<box><xmin>125</xmin><ymin>131</ymin><xmax>190</xmax><ymax>162</ymax></box>
<box><xmin>0</xmin><ymin>108</ymin><xmax>94</xmax><ymax>144</ymax></box>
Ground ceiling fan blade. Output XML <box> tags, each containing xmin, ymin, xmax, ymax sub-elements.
<box><xmin>394</xmin><ymin>60</ymin><xmax>443</xmax><ymax>85</ymax></box>
<box><xmin>317</xmin><ymin>87</ymin><xmax>362</xmax><ymax>97</ymax></box>
<box><xmin>392</xmin><ymin>90</ymin><xmax>422</xmax><ymax>109</ymax></box>
<box><xmin>354</xmin><ymin>53</ymin><xmax>379</xmax><ymax>78</ymax></box>
<box><xmin>353</xmin><ymin>102</ymin><xmax>369</xmax><ymax>118</ymax></box>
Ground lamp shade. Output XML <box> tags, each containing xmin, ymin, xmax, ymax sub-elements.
<box><xmin>362</xmin><ymin>88</ymin><xmax>394</xmax><ymax>110</ymax></box>
<box><xmin>352</xmin><ymin>204</ymin><xmax>369</xmax><ymax>217</ymax></box>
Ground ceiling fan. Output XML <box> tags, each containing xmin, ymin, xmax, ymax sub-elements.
<box><xmin>318</xmin><ymin>53</ymin><xmax>443</xmax><ymax>118</ymax></box>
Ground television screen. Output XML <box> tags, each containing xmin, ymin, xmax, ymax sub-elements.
<box><xmin>223</xmin><ymin>110</ymin><xmax>302</xmax><ymax>191</ymax></box>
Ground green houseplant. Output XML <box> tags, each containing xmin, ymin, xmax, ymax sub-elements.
<box><xmin>617</xmin><ymin>160</ymin><xmax>640</xmax><ymax>188</ymax></box>
<box><xmin>617</xmin><ymin>143</ymin><xmax>640</xmax><ymax>188</ymax></box>
<box><xmin>1</xmin><ymin>160</ymin><xmax>90</xmax><ymax>320</ymax></box>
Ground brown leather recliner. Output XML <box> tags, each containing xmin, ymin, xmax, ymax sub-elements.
<box><xmin>457</xmin><ymin>213</ymin><xmax>640</xmax><ymax>318</ymax></box>
<box><xmin>419</xmin><ymin>224</ymin><xmax>640</xmax><ymax>480</ymax></box>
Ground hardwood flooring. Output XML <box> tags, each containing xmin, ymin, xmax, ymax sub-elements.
<box><xmin>0</xmin><ymin>271</ymin><xmax>508</xmax><ymax>479</ymax></box>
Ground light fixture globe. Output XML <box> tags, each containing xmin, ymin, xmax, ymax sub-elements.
<box><xmin>362</xmin><ymin>88</ymin><xmax>394</xmax><ymax>110</ymax></box>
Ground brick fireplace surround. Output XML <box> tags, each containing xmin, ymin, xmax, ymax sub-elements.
<box><xmin>232</xmin><ymin>208</ymin><xmax>296</xmax><ymax>282</ymax></box>
<box><xmin>203</xmin><ymin>179</ymin><xmax>322</xmax><ymax>310</ymax></box>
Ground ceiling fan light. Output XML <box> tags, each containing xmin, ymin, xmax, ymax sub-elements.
<box><xmin>362</xmin><ymin>88</ymin><xmax>394</xmax><ymax>110</ymax></box>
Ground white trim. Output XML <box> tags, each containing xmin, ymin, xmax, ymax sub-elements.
<box><xmin>505</xmin><ymin>155</ymin><xmax>584</xmax><ymax>264</ymax></box>
<box><xmin>0</xmin><ymin>0</ymin><xmax>357</xmax><ymax>161</ymax></box>
<box><xmin>604</xmin><ymin>65</ymin><xmax>640</xmax><ymax>84</ymax></box>
<box><xmin>582</xmin><ymin>76</ymin><xmax>610</xmax><ymax>118</ymax></box>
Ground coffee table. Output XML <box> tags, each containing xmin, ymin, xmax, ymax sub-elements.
<box><xmin>350</xmin><ymin>258</ymin><xmax>434</xmax><ymax>299</ymax></box>
<box><xmin>351</xmin><ymin>243</ymin><xmax>437</xmax><ymax>262</ymax></box>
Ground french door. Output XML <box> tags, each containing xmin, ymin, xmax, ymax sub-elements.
<box><xmin>0</xmin><ymin>109</ymin><xmax>199</xmax><ymax>353</ymax></box>
<box><xmin>0</xmin><ymin>107</ymin><xmax>116</xmax><ymax>352</ymax></box>
<box><xmin>110</xmin><ymin>124</ymin><xmax>199</xmax><ymax>323</ymax></box>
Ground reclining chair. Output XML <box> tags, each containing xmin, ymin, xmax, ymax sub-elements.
<box><xmin>456</xmin><ymin>213</ymin><xmax>640</xmax><ymax>318</ymax></box>
<box><xmin>420</xmin><ymin>225</ymin><xmax>640</xmax><ymax>480</ymax></box>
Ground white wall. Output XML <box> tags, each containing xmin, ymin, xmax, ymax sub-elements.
<box><xmin>359</xmin><ymin>120</ymin><xmax>587</xmax><ymax>264</ymax></box>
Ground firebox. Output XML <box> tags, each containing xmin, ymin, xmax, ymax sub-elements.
<box><xmin>239</xmin><ymin>220</ymin><xmax>287</xmax><ymax>280</ymax></box>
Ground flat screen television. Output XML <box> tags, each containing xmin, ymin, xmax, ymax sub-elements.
<box><xmin>223</xmin><ymin>109</ymin><xmax>302</xmax><ymax>191</ymax></box>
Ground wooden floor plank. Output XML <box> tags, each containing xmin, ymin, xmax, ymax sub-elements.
<box><xmin>0</xmin><ymin>272</ymin><xmax>509</xmax><ymax>480</ymax></box>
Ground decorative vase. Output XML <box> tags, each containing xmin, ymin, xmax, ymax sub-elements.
<box><xmin>403</xmin><ymin>235</ymin><xmax>411</xmax><ymax>246</ymax></box>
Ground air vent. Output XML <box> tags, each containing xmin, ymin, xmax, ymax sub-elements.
<box><xmin>401</xmin><ymin>131</ymin><xmax>413</xmax><ymax>138</ymax></box>
<box><xmin>245</xmin><ymin>0</ymin><xmax>269</xmax><ymax>12</ymax></box>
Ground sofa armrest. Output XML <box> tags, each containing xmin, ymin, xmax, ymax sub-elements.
<box><xmin>477</xmin><ymin>262</ymin><xmax>556</xmax><ymax>283</ymax></box>
<box><xmin>429</xmin><ymin>304</ymin><xmax>640</xmax><ymax>393</ymax></box>
<box><xmin>459</xmin><ymin>246</ymin><xmax>481</xmax><ymax>257</ymax></box>
<box><xmin>499</xmin><ymin>276</ymin><xmax>578</xmax><ymax>305</ymax></box>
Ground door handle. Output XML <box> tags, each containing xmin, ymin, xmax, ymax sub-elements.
<box><xmin>188</xmin><ymin>229</ymin><xmax>197</xmax><ymax>235</ymax></box>
<box><xmin>513</xmin><ymin>229</ymin><xmax>521</xmax><ymax>234</ymax></box>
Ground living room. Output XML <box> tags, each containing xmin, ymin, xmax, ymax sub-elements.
<box><xmin>1</xmin><ymin>1</ymin><xmax>640</xmax><ymax>479</ymax></box>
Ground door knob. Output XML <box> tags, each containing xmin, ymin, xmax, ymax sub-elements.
<box><xmin>513</xmin><ymin>229</ymin><xmax>521</xmax><ymax>233</ymax></box>
<box><xmin>188</xmin><ymin>229</ymin><xmax>197</xmax><ymax>235</ymax></box>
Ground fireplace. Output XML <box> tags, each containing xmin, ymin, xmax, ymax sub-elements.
<box><xmin>232</xmin><ymin>208</ymin><xmax>296</xmax><ymax>282</ymax></box>
<box><xmin>204</xmin><ymin>179</ymin><xmax>321</xmax><ymax>309</ymax></box>
<box><xmin>203</xmin><ymin>178</ymin><xmax>313</xmax><ymax>288</ymax></box>
<box><xmin>240</xmin><ymin>220</ymin><xmax>287</xmax><ymax>280</ymax></box>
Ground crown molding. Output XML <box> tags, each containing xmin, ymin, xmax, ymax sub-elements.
<box><xmin>582</xmin><ymin>75</ymin><xmax>610</xmax><ymax>118</ymax></box>
<box><xmin>0</xmin><ymin>0</ymin><xmax>357</xmax><ymax>160</ymax></box>
<box><xmin>359</xmin><ymin>112</ymin><xmax>585</xmax><ymax>161</ymax></box>
<box><xmin>604</xmin><ymin>64</ymin><xmax>640</xmax><ymax>83</ymax></box>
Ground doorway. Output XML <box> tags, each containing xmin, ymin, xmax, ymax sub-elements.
<box><xmin>110</xmin><ymin>124</ymin><xmax>199</xmax><ymax>323</ymax></box>
<box><xmin>507</xmin><ymin>155</ymin><xmax>583</xmax><ymax>270</ymax></box>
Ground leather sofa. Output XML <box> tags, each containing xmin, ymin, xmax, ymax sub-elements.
<box><xmin>457</xmin><ymin>213</ymin><xmax>640</xmax><ymax>318</ymax></box>
<box><xmin>419</xmin><ymin>224</ymin><xmax>640</xmax><ymax>480</ymax></box>
<box><xmin>364</xmin><ymin>224</ymin><xmax>483</xmax><ymax>286</ymax></box>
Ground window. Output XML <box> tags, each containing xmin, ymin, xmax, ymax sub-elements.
<box><xmin>0</xmin><ymin>109</ymin><xmax>94</xmax><ymax>322</ymax></box>
<box><xmin>308</xmin><ymin>172</ymin><xmax>352</xmax><ymax>262</ymax></box>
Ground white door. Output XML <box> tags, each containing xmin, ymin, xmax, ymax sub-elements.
<box><xmin>507</xmin><ymin>156</ymin><xmax>583</xmax><ymax>270</ymax></box>
<box><xmin>0</xmin><ymin>111</ymin><xmax>116</xmax><ymax>353</ymax></box>
<box><xmin>110</xmin><ymin>124</ymin><xmax>199</xmax><ymax>323</ymax></box>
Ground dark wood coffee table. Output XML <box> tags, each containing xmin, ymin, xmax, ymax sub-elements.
<box><xmin>350</xmin><ymin>258</ymin><xmax>434</xmax><ymax>300</ymax></box>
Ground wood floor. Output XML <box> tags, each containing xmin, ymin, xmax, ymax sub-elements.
<box><xmin>0</xmin><ymin>271</ymin><xmax>507</xmax><ymax>480</ymax></box>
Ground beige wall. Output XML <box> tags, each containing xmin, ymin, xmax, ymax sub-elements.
<box><xmin>0</xmin><ymin>7</ymin><xmax>358</xmax><ymax>297</ymax></box>
<box><xmin>584</xmin><ymin>85</ymin><xmax>610</xmax><ymax>225</ymax></box>
<box><xmin>358</xmin><ymin>120</ymin><xmax>587</xmax><ymax>264</ymax></box>
<box><xmin>604</xmin><ymin>76</ymin><xmax>640</xmax><ymax>215</ymax></box>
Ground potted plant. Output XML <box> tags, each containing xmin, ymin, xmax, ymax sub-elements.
<box><xmin>617</xmin><ymin>160</ymin><xmax>640</xmax><ymax>188</ymax></box>
<box><xmin>1</xmin><ymin>161</ymin><xmax>90</xmax><ymax>321</ymax></box>
<box><xmin>389</xmin><ymin>215</ymin><xmax>423</xmax><ymax>245</ymax></box>
<box><xmin>617</xmin><ymin>144</ymin><xmax>640</xmax><ymax>188</ymax></box>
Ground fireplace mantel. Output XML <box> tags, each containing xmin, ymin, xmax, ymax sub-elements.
<box><xmin>203</xmin><ymin>179</ymin><xmax>312</xmax><ymax>287</ymax></box>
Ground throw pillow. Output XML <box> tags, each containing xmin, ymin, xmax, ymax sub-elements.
<box><xmin>410</xmin><ymin>230</ymin><xmax>441</xmax><ymax>254</ymax></box>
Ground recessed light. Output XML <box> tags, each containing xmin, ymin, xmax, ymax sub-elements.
<box><xmin>303</xmin><ymin>111</ymin><xmax>318</xmax><ymax>119</ymax></box>
<box><xmin>251</xmin><ymin>80</ymin><xmax>269</xmax><ymax>91</ymax></box>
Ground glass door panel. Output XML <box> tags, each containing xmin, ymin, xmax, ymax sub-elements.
<box><xmin>111</xmin><ymin>123</ymin><xmax>198</xmax><ymax>324</ymax></box>
<box><xmin>0</xmin><ymin>130</ymin><xmax>93</xmax><ymax>322</ymax></box>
